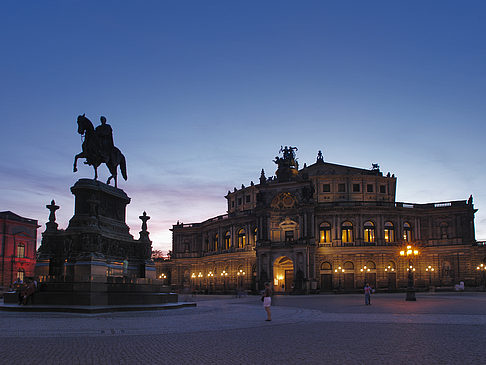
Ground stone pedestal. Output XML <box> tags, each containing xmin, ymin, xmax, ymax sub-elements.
<box><xmin>34</xmin><ymin>179</ymin><xmax>174</xmax><ymax>306</ymax></box>
<box><xmin>67</xmin><ymin>179</ymin><xmax>132</xmax><ymax>240</ymax></box>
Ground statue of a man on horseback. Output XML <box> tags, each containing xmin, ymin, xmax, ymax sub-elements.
<box><xmin>95</xmin><ymin>116</ymin><xmax>114</xmax><ymax>161</ymax></box>
<box><xmin>73</xmin><ymin>114</ymin><xmax>127</xmax><ymax>188</ymax></box>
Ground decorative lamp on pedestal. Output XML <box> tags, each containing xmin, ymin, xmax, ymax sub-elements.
<box><xmin>400</xmin><ymin>245</ymin><xmax>419</xmax><ymax>301</ymax></box>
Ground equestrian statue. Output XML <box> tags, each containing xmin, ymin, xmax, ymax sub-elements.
<box><xmin>73</xmin><ymin>114</ymin><xmax>127</xmax><ymax>188</ymax></box>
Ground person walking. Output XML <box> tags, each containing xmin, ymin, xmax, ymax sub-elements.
<box><xmin>263</xmin><ymin>282</ymin><xmax>272</xmax><ymax>321</ymax></box>
<box><xmin>364</xmin><ymin>283</ymin><xmax>372</xmax><ymax>305</ymax></box>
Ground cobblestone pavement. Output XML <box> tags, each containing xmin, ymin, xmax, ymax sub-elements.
<box><xmin>1</xmin><ymin>292</ymin><xmax>486</xmax><ymax>364</ymax></box>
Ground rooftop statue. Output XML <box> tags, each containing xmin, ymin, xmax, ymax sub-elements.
<box><xmin>274</xmin><ymin>145</ymin><xmax>299</xmax><ymax>170</ymax></box>
<box><xmin>273</xmin><ymin>146</ymin><xmax>299</xmax><ymax>182</ymax></box>
<box><xmin>73</xmin><ymin>114</ymin><xmax>127</xmax><ymax>188</ymax></box>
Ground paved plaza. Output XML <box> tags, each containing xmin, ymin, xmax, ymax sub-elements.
<box><xmin>1</xmin><ymin>292</ymin><xmax>486</xmax><ymax>364</ymax></box>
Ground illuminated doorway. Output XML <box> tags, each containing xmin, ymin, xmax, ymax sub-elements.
<box><xmin>343</xmin><ymin>261</ymin><xmax>355</xmax><ymax>289</ymax></box>
<box><xmin>385</xmin><ymin>261</ymin><xmax>396</xmax><ymax>289</ymax></box>
<box><xmin>320</xmin><ymin>262</ymin><xmax>333</xmax><ymax>292</ymax></box>
<box><xmin>274</xmin><ymin>256</ymin><xmax>294</xmax><ymax>293</ymax></box>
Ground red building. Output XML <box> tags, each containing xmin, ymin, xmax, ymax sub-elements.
<box><xmin>0</xmin><ymin>211</ymin><xmax>39</xmax><ymax>288</ymax></box>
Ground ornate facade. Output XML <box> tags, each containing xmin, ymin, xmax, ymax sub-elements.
<box><xmin>164</xmin><ymin>148</ymin><xmax>485</xmax><ymax>293</ymax></box>
<box><xmin>0</xmin><ymin>211</ymin><xmax>39</xmax><ymax>288</ymax></box>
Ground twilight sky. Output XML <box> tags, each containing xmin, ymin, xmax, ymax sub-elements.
<box><xmin>1</xmin><ymin>1</ymin><xmax>485</xmax><ymax>251</ymax></box>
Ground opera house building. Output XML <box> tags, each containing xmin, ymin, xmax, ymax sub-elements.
<box><xmin>160</xmin><ymin>148</ymin><xmax>485</xmax><ymax>294</ymax></box>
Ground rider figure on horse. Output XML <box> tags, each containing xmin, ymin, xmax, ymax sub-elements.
<box><xmin>95</xmin><ymin>116</ymin><xmax>114</xmax><ymax>162</ymax></box>
<box><xmin>74</xmin><ymin>114</ymin><xmax>127</xmax><ymax>188</ymax></box>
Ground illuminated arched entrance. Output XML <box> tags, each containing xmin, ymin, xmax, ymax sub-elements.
<box><xmin>273</xmin><ymin>256</ymin><xmax>294</xmax><ymax>293</ymax></box>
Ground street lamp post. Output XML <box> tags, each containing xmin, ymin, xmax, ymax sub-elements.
<box><xmin>191</xmin><ymin>272</ymin><xmax>196</xmax><ymax>292</ymax></box>
<box><xmin>360</xmin><ymin>265</ymin><xmax>371</xmax><ymax>286</ymax></box>
<box><xmin>207</xmin><ymin>271</ymin><xmax>214</xmax><ymax>293</ymax></box>
<box><xmin>425</xmin><ymin>265</ymin><xmax>435</xmax><ymax>288</ymax></box>
<box><xmin>237</xmin><ymin>269</ymin><xmax>246</xmax><ymax>296</ymax></box>
<box><xmin>334</xmin><ymin>266</ymin><xmax>345</xmax><ymax>291</ymax></box>
<box><xmin>197</xmin><ymin>272</ymin><xmax>203</xmax><ymax>291</ymax></box>
<box><xmin>400</xmin><ymin>245</ymin><xmax>419</xmax><ymax>301</ymax></box>
<box><xmin>476</xmin><ymin>263</ymin><xmax>486</xmax><ymax>290</ymax></box>
<box><xmin>159</xmin><ymin>273</ymin><xmax>167</xmax><ymax>285</ymax></box>
<box><xmin>220</xmin><ymin>270</ymin><xmax>228</xmax><ymax>293</ymax></box>
<box><xmin>384</xmin><ymin>265</ymin><xmax>395</xmax><ymax>290</ymax></box>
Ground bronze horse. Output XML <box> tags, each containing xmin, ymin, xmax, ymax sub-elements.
<box><xmin>73</xmin><ymin>114</ymin><xmax>127</xmax><ymax>188</ymax></box>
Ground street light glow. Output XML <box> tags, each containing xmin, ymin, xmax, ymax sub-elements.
<box><xmin>400</xmin><ymin>244</ymin><xmax>419</xmax><ymax>301</ymax></box>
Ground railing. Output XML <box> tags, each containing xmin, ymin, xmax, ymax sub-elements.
<box><xmin>174</xmin><ymin>214</ymin><xmax>230</xmax><ymax>228</ymax></box>
<box><xmin>201</xmin><ymin>245</ymin><xmax>255</xmax><ymax>256</ymax></box>
<box><xmin>314</xmin><ymin>200</ymin><xmax>468</xmax><ymax>209</ymax></box>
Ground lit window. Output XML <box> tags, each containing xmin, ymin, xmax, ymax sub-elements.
<box><xmin>17</xmin><ymin>243</ymin><xmax>25</xmax><ymax>258</ymax></box>
<box><xmin>238</xmin><ymin>229</ymin><xmax>246</xmax><ymax>247</ymax></box>
<box><xmin>403</xmin><ymin>222</ymin><xmax>412</xmax><ymax>242</ymax></box>
<box><xmin>253</xmin><ymin>228</ymin><xmax>258</xmax><ymax>245</ymax></box>
<box><xmin>341</xmin><ymin>222</ymin><xmax>353</xmax><ymax>243</ymax></box>
<box><xmin>213</xmin><ymin>234</ymin><xmax>219</xmax><ymax>251</ymax></box>
<box><xmin>17</xmin><ymin>269</ymin><xmax>24</xmax><ymax>282</ymax></box>
<box><xmin>224</xmin><ymin>231</ymin><xmax>231</xmax><ymax>249</ymax></box>
<box><xmin>319</xmin><ymin>222</ymin><xmax>331</xmax><ymax>244</ymax></box>
<box><xmin>384</xmin><ymin>222</ymin><xmax>395</xmax><ymax>243</ymax></box>
<box><xmin>364</xmin><ymin>221</ymin><xmax>375</xmax><ymax>243</ymax></box>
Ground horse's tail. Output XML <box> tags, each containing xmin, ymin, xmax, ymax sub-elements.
<box><xmin>120</xmin><ymin>153</ymin><xmax>127</xmax><ymax>181</ymax></box>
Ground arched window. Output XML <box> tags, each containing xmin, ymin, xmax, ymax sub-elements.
<box><xmin>365</xmin><ymin>261</ymin><xmax>376</xmax><ymax>270</ymax></box>
<box><xmin>341</xmin><ymin>222</ymin><xmax>353</xmax><ymax>243</ymax></box>
<box><xmin>343</xmin><ymin>261</ymin><xmax>354</xmax><ymax>270</ymax></box>
<box><xmin>224</xmin><ymin>231</ymin><xmax>231</xmax><ymax>249</ymax></box>
<box><xmin>363</xmin><ymin>221</ymin><xmax>375</xmax><ymax>243</ymax></box>
<box><xmin>403</xmin><ymin>222</ymin><xmax>412</xmax><ymax>242</ymax></box>
<box><xmin>238</xmin><ymin>229</ymin><xmax>246</xmax><ymax>248</ymax></box>
<box><xmin>213</xmin><ymin>234</ymin><xmax>219</xmax><ymax>251</ymax></box>
<box><xmin>17</xmin><ymin>243</ymin><xmax>25</xmax><ymax>258</ymax></box>
<box><xmin>320</xmin><ymin>261</ymin><xmax>332</xmax><ymax>270</ymax></box>
<box><xmin>384</xmin><ymin>222</ymin><xmax>395</xmax><ymax>243</ymax></box>
<box><xmin>319</xmin><ymin>222</ymin><xmax>332</xmax><ymax>244</ymax></box>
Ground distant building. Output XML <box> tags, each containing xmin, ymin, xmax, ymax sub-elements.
<box><xmin>0</xmin><ymin>211</ymin><xmax>39</xmax><ymax>287</ymax></box>
<box><xmin>163</xmin><ymin>148</ymin><xmax>486</xmax><ymax>293</ymax></box>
